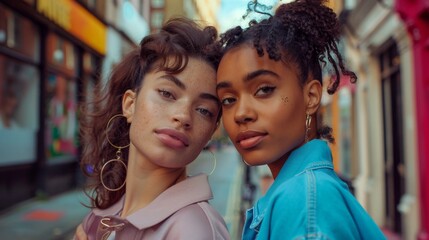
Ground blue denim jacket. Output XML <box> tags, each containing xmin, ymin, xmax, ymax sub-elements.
<box><xmin>242</xmin><ymin>139</ymin><xmax>386</xmax><ymax>240</ymax></box>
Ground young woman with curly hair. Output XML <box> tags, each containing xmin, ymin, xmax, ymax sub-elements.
<box><xmin>76</xmin><ymin>18</ymin><xmax>229</xmax><ymax>240</ymax></box>
<box><xmin>216</xmin><ymin>0</ymin><xmax>386</xmax><ymax>239</ymax></box>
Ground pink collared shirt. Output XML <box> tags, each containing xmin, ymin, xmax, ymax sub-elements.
<box><xmin>82</xmin><ymin>174</ymin><xmax>230</xmax><ymax>240</ymax></box>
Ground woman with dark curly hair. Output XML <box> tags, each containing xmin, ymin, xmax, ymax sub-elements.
<box><xmin>76</xmin><ymin>18</ymin><xmax>229</xmax><ymax>240</ymax></box>
<box><xmin>216</xmin><ymin>0</ymin><xmax>386</xmax><ymax>239</ymax></box>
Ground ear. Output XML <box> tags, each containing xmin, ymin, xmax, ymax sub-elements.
<box><xmin>122</xmin><ymin>90</ymin><xmax>136</xmax><ymax>123</ymax></box>
<box><xmin>304</xmin><ymin>79</ymin><xmax>322</xmax><ymax>115</ymax></box>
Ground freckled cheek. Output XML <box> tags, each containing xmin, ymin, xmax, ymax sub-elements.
<box><xmin>195</xmin><ymin>121</ymin><xmax>215</xmax><ymax>140</ymax></box>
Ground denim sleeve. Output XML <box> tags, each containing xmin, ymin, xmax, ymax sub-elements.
<box><xmin>259</xmin><ymin>170</ymin><xmax>376</xmax><ymax>240</ymax></box>
<box><xmin>261</xmin><ymin>174</ymin><xmax>309</xmax><ymax>240</ymax></box>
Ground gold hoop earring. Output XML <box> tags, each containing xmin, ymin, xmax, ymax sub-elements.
<box><xmin>101</xmin><ymin>114</ymin><xmax>130</xmax><ymax>192</ymax></box>
<box><xmin>207</xmin><ymin>150</ymin><xmax>217</xmax><ymax>176</ymax></box>
<box><xmin>305</xmin><ymin>113</ymin><xmax>312</xmax><ymax>143</ymax></box>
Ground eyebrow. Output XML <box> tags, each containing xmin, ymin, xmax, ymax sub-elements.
<box><xmin>161</xmin><ymin>75</ymin><xmax>186</xmax><ymax>90</ymax></box>
<box><xmin>246</xmin><ymin>69</ymin><xmax>280</xmax><ymax>82</ymax></box>
<box><xmin>200</xmin><ymin>93</ymin><xmax>221</xmax><ymax>107</ymax></box>
<box><xmin>162</xmin><ymin>74</ymin><xmax>220</xmax><ymax>106</ymax></box>
<box><xmin>217</xmin><ymin>69</ymin><xmax>280</xmax><ymax>90</ymax></box>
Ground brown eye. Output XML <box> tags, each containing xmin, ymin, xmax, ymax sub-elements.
<box><xmin>221</xmin><ymin>97</ymin><xmax>236</xmax><ymax>106</ymax></box>
<box><xmin>255</xmin><ymin>86</ymin><xmax>276</xmax><ymax>96</ymax></box>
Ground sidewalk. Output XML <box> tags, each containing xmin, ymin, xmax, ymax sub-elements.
<box><xmin>0</xmin><ymin>190</ymin><xmax>90</xmax><ymax>240</ymax></box>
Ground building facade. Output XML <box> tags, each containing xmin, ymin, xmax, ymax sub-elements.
<box><xmin>323</xmin><ymin>0</ymin><xmax>422</xmax><ymax>239</ymax></box>
<box><xmin>0</xmin><ymin>0</ymin><xmax>149</xmax><ymax>211</ymax></box>
<box><xmin>148</xmin><ymin>0</ymin><xmax>220</xmax><ymax>33</ymax></box>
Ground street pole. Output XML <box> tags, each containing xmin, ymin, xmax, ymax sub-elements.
<box><xmin>394</xmin><ymin>0</ymin><xmax>429</xmax><ymax>239</ymax></box>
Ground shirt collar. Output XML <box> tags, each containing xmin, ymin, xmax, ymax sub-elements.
<box><xmin>255</xmin><ymin>139</ymin><xmax>333</xmax><ymax>214</ymax></box>
<box><xmin>93</xmin><ymin>173</ymin><xmax>213</xmax><ymax>230</ymax></box>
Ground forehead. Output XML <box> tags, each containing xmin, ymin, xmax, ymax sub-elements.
<box><xmin>217</xmin><ymin>45</ymin><xmax>294</xmax><ymax>79</ymax></box>
<box><xmin>178</xmin><ymin>58</ymin><xmax>216</xmax><ymax>85</ymax></box>
<box><xmin>148</xmin><ymin>57</ymin><xmax>217</xmax><ymax>91</ymax></box>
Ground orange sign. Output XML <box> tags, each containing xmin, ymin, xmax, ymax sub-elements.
<box><xmin>37</xmin><ymin>0</ymin><xmax>107</xmax><ymax>55</ymax></box>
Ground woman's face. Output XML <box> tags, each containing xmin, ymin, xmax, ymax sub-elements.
<box><xmin>123</xmin><ymin>57</ymin><xmax>220</xmax><ymax>169</ymax></box>
<box><xmin>217</xmin><ymin>45</ymin><xmax>307</xmax><ymax>170</ymax></box>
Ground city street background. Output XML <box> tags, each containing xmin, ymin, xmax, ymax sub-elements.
<box><xmin>1</xmin><ymin>0</ymin><xmax>428</xmax><ymax>239</ymax></box>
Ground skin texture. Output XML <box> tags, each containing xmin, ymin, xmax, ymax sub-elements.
<box><xmin>216</xmin><ymin>45</ymin><xmax>321</xmax><ymax>178</ymax></box>
<box><xmin>75</xmin><ymin>45</ymin><xmax>322</xmax><ymax>240</ymax></box>
<box><xmin>74</xmin><ymin>57</ymin><xmax>220</xmax><ymax>240</ymax></box>
<box><xmin>120</xmin><ymin>57</ymin><xmax>220</xmax><ymax>216</ymax></box>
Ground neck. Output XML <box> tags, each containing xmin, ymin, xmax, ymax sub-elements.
<box><xmin>120</xmin><ymin>157</ymin><xmax>186</xmax><ymax>217</ymax></box>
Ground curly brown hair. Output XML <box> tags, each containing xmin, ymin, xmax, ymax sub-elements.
<box><xmin>218</xmin><ymin>0</ymin><xmax>357</xmax><ymax>143</ymax></box>
<box><xmin>79</xmin><ymin>18</ymin><xmax>221</xmax><ymax>209</ymax></box>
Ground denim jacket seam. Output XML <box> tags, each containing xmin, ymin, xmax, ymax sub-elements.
<box><xmin>293</xmin><ymin>232</ymin><xmax>332</xmax><ymax>240</ymax></box>
<box><xmin>306</xmin><ymin>169</ymin><xmax>317</xmax><ymax>236</ymax></box>
<box><xmin>295</xmin><ymin>162</ymin><xmax>333</xmax><ymax>177</ymax></box>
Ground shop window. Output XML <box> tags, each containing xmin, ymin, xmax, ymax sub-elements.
<box><xmin>380</xmin><ymin>41</ymin><xmax>404</xmax><ymax>234</ymax></box>
<box><xmin>46</xmin><ymin>33</ymin><xmax>78</xmax><ymax>76</ymax></box>
<box><xmin>151</xmin><ymin>11</ymin><xmax>164</xmax><ymax>29</ymax></box>
<box><xmin>151</xmin><ymin>0</ymin><xmax>165</xmax><ymax>8</ymax></box>
<box><xmin>0</xmin><ymin>55</ymin><xmax>39</xmax><ymax>166</ymax></box>
<box><xmin>83</xmin><ymin>51</ymin><xmax>98</xmax><ymax>73</ymax></box>
<box><xmin>79</xmin><ymin>0</ymin><xmax>105</xmax><ymax>18</ymax></box>
<box><xmin>85</xmin><ymin>0</ymin><xmax>97</xmax><ymax>9</ymax></box>
<box><xmin>82</xmin><ymin>51</ymin><xmax>100</xmax><ymax>107</ymax></box>
<box><xmin>338</xmin><ymin>87</ymin><xmax>352</xmax><ymax>178</ymax></box>
<box><xmin>45</xmin><ymin>73</ymin><xmax>78</xmax><ymax>161</ymax></box>
<box><xmin>0</xmin><ymin>3</ymin><xmax>40</xmax><ymax>62</ymax></box>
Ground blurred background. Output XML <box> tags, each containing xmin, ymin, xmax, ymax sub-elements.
<box><xmin>0</xmin><ymin>0</ymin><xmax>428</xmax><ymax>239</ymax></box>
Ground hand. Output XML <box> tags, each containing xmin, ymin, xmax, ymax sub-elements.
<box><xmin>74</xmin><ymin>224</ymin><xmax>88</xmax><ymax>240</ymax></box>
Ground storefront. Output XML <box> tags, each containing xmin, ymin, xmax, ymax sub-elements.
<box><xmin>0</xmin><ymin>0</ymin><xmax>106</xmax><ymax>210</ymax></box>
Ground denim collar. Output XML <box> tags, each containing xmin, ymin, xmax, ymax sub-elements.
<box><xmin>249</xmin><ymin>139</ymin><xmax>333</xmax><ymax>230</ymax></box>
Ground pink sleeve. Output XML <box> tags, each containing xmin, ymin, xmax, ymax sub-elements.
<box><xmin>81</xmin><ymin>211</ymin><xmax>98</xmax><ymax>240</ymax></box>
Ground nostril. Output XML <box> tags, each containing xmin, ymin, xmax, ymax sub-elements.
<box><xmin>244</xmin><ymin>117</ymin><xmax>253</xmax><ymax>122</ymax></box>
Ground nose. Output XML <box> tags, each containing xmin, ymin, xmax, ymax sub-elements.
<box><xmin>173</xmin><ymin>104</ymin><xmax>192</xmax><ymax>129</ymax></box>
<box><xmin>234</xmin><ymin>98</ymin><xmax>257</xmax><ymax>124</ymax></box>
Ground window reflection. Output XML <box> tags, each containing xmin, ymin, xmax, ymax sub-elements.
<box><xmin>46</xmin><ymin>33</ymin><xmax>78</xmax><ymax>76</ymax></box>
<box><xmin>0</xmin><ymin>3</ymin><xmax>40</xmax><ymax>62</ymax></box>
<box><xmin>45</xmin><ymin>74</ymin><xmax>78</xmax><ymax>160</ymax></box>
<box><xmin>0</xmin><ymin>55</ymin><xmax>39</xmax><ymax>165</ymax></box>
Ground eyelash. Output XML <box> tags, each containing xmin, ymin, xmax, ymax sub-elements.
<box><xmin>197</xmin><ymin>108</ymin><xmax>214</xmax><ymax>118</ymax></box>
<box><xmin>158</xmin><ymin>89</ymin><xmax>175</xmax><ymax>99</ymax></box>
<box><xmin>255</xmin><ymin>85</ymin><xmax>276</xmax><ymax>96</ymax></box>
<box><xmin>158</xmin><ymin>89</ymin><xmax>215</xmax><ymax>118</ymax></box>
<box><xmin>220</xmin><ymin>85</ymin><xmax>276</xmax><ymax>106</ymax></box>
<box><xmin>221</xmin><ymin>97</ymin><xmax>236</xmax><ymax>106</ymax></box>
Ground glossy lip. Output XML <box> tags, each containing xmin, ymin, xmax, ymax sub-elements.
<box><xmin>155</xmin><ymin>128</ymin><xmax>190</xmax><ymax>148</ymax></box>
<box><xmin>236</xmin><ymin>130</ymin><xmax>267</xmax><ymax>149</ymax></box>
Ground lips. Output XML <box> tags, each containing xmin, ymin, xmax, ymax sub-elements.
<box><xmin>155</xmin><ymin>128</ymin><xmax>189</xmax><ymax>149</ymax></box>
<box><xmin>236</xmin><ymin>130</ymin><xmax>267</xmax><ymax>149</ymax></box>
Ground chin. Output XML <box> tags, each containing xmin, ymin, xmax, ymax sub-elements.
<box><xmin>240</xmin><ymin>152</ymin><xmax>270</xmax><ymax>166</ymax></box>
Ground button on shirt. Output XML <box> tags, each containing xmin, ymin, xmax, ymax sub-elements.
<box><xmin>242</xmin><ymin>139</ymin><xmax>386</xmax><ymax>240</ymax></box>
<box><xmin>82</xmin><ymin>174</ymin><xmax>230</xmax><ymax>240</ymax></box>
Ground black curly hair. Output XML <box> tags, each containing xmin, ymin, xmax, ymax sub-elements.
<box><xmin>218</xmin><ymin>0</ymin><xmax>357</xmax><ymax>143</ymax></box>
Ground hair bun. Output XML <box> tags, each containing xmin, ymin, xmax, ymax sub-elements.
<box><xmin>274</xmin><ymin>0</ymin><xmax>340</xmax><ymax>50</ymax></box>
